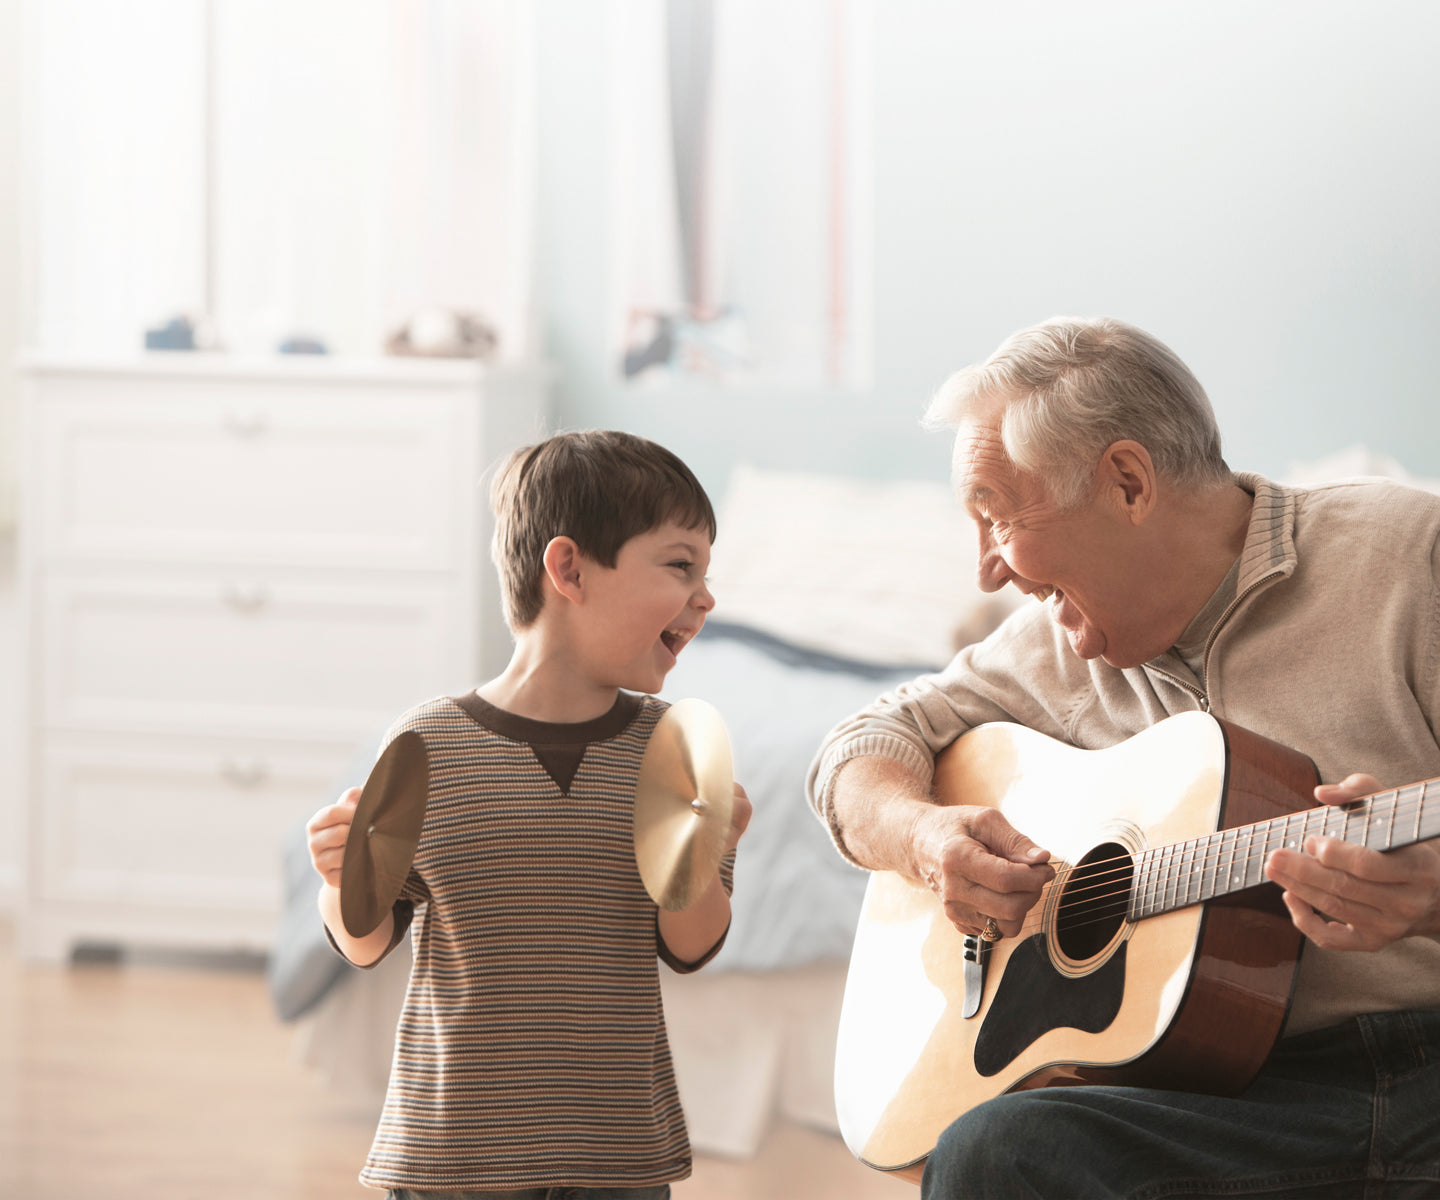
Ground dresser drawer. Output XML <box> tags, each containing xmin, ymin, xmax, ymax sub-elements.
<box><xmin>33</xmin><ymin>377</ymin><xmax>474</xmax><ymax>570</ymax></box>
<box><xmin>40</xmin><ymin>572</ymin><xmax>475</xmax><ymax>739</ymax></box>
<box><xmin>35</xmin><ymin>734</ymin><xmax>357</xmax><ymax>915</ymax></box>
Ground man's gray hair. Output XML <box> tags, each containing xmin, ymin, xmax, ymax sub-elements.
<box><xmin>925</xmin><ymin>316</ymin><xmax>1232</xmax><ymax>509</ymax></box>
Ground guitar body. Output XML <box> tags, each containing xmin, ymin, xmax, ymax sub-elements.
<box><xmin>835</xmin><ymin>711</ymin><xmax>1320</xmax><ymax>1179</ymax></box>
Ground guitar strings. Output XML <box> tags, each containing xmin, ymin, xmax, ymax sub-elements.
<box><xmin>1019</xmin><ymin>822</ymin><xmax>1433</xmax><ymax>942</ymax></box>
<box><xmin>998</xmin><ymin>783</ymin><xmax>1436</xmax><ymax>939</ymax></box>
<box><xmin>1058</xmin><ymin>784</ymin><xmax>1435</xmax><ymax>907</ymax></box>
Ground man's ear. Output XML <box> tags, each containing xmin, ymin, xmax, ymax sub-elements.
<box><xmin>1100</xmin><ymin>440</ymin><xmax>1157</xmax><ymax>524</ymax></box>
<box><xmin>542</xmin><ymin>536</ymin><xmax>585</xmax><ymax>604</ymax></box>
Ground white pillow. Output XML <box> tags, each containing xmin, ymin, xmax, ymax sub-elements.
<box><xmin>707</xmin><ymin>464</ymin><xmax>1019</xmax><ymax>667</ymax></box>
<box><xmin>1284</xmin><ymin>445</ymin><xmax>1440</xmax><ymax>494</ymax></box>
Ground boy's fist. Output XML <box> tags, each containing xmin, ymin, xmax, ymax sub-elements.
<box><xmin>725</xmin><ymin>781</ymin><xmax>753</xmax><ymax>854</ymax></box>
<box><xmin>306</xmin><ymin>786</ymin><xmax>361</xmax><ymax>888</ymax></box>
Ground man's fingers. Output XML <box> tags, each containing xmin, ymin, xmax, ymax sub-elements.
<box><xmin>967</xmin><ymin>806</ymin><xmax>1051</xmax><ymax>865</ymax></box>
<box><xmin>1313</xmin><ymin>773</ymin><xmax>1381</xmax><ymax>806</ymax></box>
<box><xmin>915</xmin><ymin>805</ymin><xmax>1055</xmax><ymax>940</ymax></box>
<box><xmin>1268</xmin><ymin>836</ymin><xmax>1440</xmax><ymax>949</ymax></box>
<box><xmin>935</xmin><ymin>846</ymin><xmax>1050</xmax><ymax>937</ymax></box>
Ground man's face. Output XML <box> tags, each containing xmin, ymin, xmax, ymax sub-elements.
<box><xmin>954</xmin><ymin>411</ymin><xmax>1163</xmax><ymax>670</ymax></box>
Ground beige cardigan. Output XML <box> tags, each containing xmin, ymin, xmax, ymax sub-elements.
<box><xmin>807</xmin><ymin>474</ymin><xmax>1440</xmax><ymax>1035</ymax></box>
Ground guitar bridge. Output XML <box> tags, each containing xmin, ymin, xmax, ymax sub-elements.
<box><xmin>961</xmin><ymin>933</ymin><xmax>992</xmax><ymax>1018</ymax></box>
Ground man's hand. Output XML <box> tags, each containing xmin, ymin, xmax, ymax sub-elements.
<box><xmin>911</xmin><ymin>803</ymin><xmax>1054</xmax><ymax>940</ymax></box>
<box><xmin>306</xmin><ymin>786</ymin><xmax>361</xmax><ymax>888</ymax></box>
<box><xmin>1265</xmin><ymin>773</ymin><xmax>1440</xmax><ymax>950</ymax></box>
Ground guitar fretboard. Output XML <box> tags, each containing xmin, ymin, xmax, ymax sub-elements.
<box><xmin>1131</xmin><ymin>779</ymin><xmax>1440</xmax><ymax>920</ymax></box>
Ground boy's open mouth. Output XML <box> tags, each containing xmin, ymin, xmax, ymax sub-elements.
<box><xmin>660</xmin><ymin>628</ymin><xmax>692</xmax><ymax>656</ymax></box>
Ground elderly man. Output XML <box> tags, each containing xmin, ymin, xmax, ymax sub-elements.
<box><xmin>808</xmin><ymin>317</ymin><xmax>1440</xmax><ymax>1198</ymax></box>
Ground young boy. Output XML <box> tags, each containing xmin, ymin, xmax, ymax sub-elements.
<box><xmin>306</xmin><ymin>430</ymin><xmax>751</xmax><ymax>1197</ymax></box>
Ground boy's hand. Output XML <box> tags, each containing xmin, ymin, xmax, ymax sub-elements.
<box><xmin>657</xmin><ymin>780</ymin><xmax>753</xmax><ymax>964</ymax></box>
<box><xmin>725</xmin><ymin>781</ymin><xmax>752</xmax><ymax>854</ymax></box>
<box><xmin>306</xmin><ymin>787</ymin><xmax>361</xmax><ymax>888</ymax></box>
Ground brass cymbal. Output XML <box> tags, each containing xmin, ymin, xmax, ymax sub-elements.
<box><xmin>340</xmin><ymin>729</ymin><xmax>429</xmax><ymax>938</ymax></box>
<box><xmin>634</xmin><ymin>698</ymin><xmax>734</xmax><ymax>912</ymax></box>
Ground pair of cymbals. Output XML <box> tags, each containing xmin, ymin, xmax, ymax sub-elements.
<box><xmin>635</xmin><ymin>698</ymin><xmax>735</xmax><ymax>912</ymax></box>
<box><xmin>341</xmin><ymin>700</ymin><xmax>733</xmax><ymax>930</ymax></box>
<box><xmin>340</xmin><ymin>730</ymin><xmax>429</xmax><ymax>938</ymax></box>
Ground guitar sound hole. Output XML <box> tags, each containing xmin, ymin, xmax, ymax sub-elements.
<box><xmin>1055</xmin><ymin>841</ymin><xmax>1132</xmax><ymax>961</ymax></box>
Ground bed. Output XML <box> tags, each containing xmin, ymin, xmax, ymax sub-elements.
<box><xmin>266</xmin><ymin>462</ymin><xmax>1019</xmax><ymax>1157</ymax></box>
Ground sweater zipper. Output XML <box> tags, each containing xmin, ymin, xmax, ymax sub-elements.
<box><xmin>1152</xmin><ymin>567</ymin><xmax>1287</xmax><ymax>715</ymax></box>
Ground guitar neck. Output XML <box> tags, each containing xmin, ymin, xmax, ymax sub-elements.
<box><xmin>1132</xmin><ymin>778</ymin><xmax>1440</xmax><ymax>920</ymax></box>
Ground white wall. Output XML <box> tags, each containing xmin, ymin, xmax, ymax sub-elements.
<box><xmin>28</xmin><ymin>0</ymin><xmax>206</xmax><ymax>356</ymax></box>
<box><xmin>26</xmin><ymin>0</ymin><xmax>535</xmax><ymax>361</ymax></box>
<box><xmin>0</xmin><ymin>0</ymin><xmax>19</xmax><ymax>525</ymax></box>
<box><xmin>870</xmin><ymin>1</ymin><xmax>1440</xmax><ymax>485</ymax></box>
<box><xmin>0</xmin><ymin>0</ymin><xmax>21</xmax><ymax>906</ymax></box>
<box><xmin>537</xmin><ymin>0</ymin><xmax>1440</xmax><ymax>497</ymax></box>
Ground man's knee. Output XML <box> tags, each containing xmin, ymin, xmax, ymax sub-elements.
<box><xmin>924</xmin><ymin>1091</ymin><xmax>1058</xmax><ymax>1198</ymax></box>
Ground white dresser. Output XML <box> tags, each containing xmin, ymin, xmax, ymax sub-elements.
<box><xmin>16</xmin><ymin>355</ymin><xmax>549</xmax><ymax>960</ymax></box>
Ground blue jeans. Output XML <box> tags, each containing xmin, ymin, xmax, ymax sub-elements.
<box><xmin>923</xmin><ymin>1011</ymin><xmax>1440</xmax><ymax>1199</ymax></box>
<box><xmin>387</xmin><ymin>1189</ymin><xmax>669</xmax><ymax>1199</ymax></box>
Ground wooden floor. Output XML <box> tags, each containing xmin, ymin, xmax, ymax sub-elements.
<box><xmin>0</xmin><ymin>918</ymin><xmax>909</xmax><ymax>1199</ymax></box>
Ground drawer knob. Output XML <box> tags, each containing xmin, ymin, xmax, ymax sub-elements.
<box><xmin>222</xmin><ymin>410</ymin><xmax>268</xmax><ymax>437</ymax></box>
<box><xmin>220</xmin><ymin>760</ymin><xmax>268</xmax><ymax>787</ymax></box>
<box><xmin>222</xmin><ymin>583</ymin><xmax>270</xmax><ymax>612</ymax></box>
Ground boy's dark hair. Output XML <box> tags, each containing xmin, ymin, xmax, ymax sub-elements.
<box><xmin>490</xmin><ymin>429</ymin><xmax>717</xmax><ymax>629</ymax></box>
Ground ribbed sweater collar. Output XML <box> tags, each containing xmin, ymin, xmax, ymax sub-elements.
<box><xmin>1234</xmin><ymin>473</ymin><xmax>1298</xmax><ymax>594</ymax></box>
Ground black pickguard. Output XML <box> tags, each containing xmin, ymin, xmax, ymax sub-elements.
<box><xmin>972</xmin><ymin>934</ymin><xmax>1127</xmax><ymax>1077</ymax></box>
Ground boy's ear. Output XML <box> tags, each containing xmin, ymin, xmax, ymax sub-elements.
<box><xmin>542</xmin><ymin>536</ymin><xmax>586</xmax><ymax>604</ymax></box>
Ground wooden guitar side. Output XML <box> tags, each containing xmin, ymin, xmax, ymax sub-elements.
<box><xmin>833</xmin><ymin>712</ymin><xmax>1318</xmax><ymax>1181</ymax></box>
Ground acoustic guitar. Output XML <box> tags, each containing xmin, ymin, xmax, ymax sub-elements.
<box><xmin>834</xmin><ymin>711</ymin><xmax>1440</xmax><ymax>1183</ymax></box>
